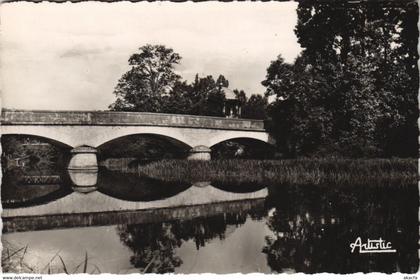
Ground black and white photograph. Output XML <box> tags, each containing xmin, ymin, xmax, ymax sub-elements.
<box><xmin>0</xmin><ymin>0</ymin><xmax>418</xmax><ymax>277</ymax></box>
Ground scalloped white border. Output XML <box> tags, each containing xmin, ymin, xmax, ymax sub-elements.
<box><xmin>0</xmin><ymin>0</ymin><xmax>419</xmax><ymax>279</ymax></box>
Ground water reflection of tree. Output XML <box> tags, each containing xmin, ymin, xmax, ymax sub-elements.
<box><xmin>118</xmin><ymin>223</ymin><xmax>182</xmax><ymax>273</ymax></box>
<box><xmin>263</xmin><ymin>185</ymin><xmax>418</xmax><ymax>273</ymax></box>
<box><xmin>117</xmin><ymin>211</ymin><xmax>260</xmax><ymax>273</ymax></box>
<box><xmin>172</xmin><ymin>214</ymin><xmax>247</xmax><ymax>250</ymax></box>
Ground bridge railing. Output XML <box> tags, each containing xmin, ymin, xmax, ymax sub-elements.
<box><xmin>1</xmin><ymin>109</ymin><xmax>266</xmax><ymax>131</ymax></box>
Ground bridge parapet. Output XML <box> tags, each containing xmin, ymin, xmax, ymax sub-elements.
<box><xmin>1</xmin><ymin>109</ymin><xmax>266</xmax><ymax>131</ymax></box>
<box><xmin>1</xmin><ymin>109</ymin><xmax>273</xmax><ymax>162</ymax></box>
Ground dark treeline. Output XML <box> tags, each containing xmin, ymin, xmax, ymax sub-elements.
<box><xmin>109</xmin><ymin>45</ymin><xmax>267</xmax><ymax>119</ymax></box>
<box><xmin>264</xmin><ymin>1</ymin><xmax>418</xmax><ymax>158</ymax></box>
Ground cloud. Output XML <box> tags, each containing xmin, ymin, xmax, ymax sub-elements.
<box><xmin>1</xmin><ymin>1</ymin><xmax>301</xmax><ymax>110</ymax></box>
<box><xmin>59</xmin><ymin>46</ymin><xmax>111</xmax><ymax>58</ymax></box>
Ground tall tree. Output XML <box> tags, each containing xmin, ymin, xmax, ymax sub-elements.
<box><xmin>216</xmin><ymin>75</ymin><xmax>229</xmax><ymax>88</ymax></box>
<box><xmin>263</xmin><ymin>55</ymin><xmax>339</xmax><ymax>157</ymax></box>
<box><xmin>189</xmin><ymin>74</ymin><xmax>226</xmax><ymax>117</ymax></box>
<box><xmin>265</xmin><ymin>1</ymin><xmax>418</xmax><ymax>157</ymax></box>
<box><xmin>241</xmin><ymin>94</ymin><xmax>268</xmax><ymax>120</ymax></box>
<box><xmin>162</xmin><ymin>80</ymin><xmax>194</xmax><ymax>115</ymax></box>
<box><xmin>109</xmin><ymin>44</ymin><xmax>181</xmax><ymax>112</ymax></box>
<box><xmin>233</xmin><ymin>89</ymin><xmax>247</xmax><ymax>106</ymax></box>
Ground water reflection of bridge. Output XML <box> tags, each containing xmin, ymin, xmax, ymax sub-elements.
<box><xmin>21</xmin><ymin>175</ymin><xmax>62</xmax><ymax>185</ymax></box>
<box><xmin>3</xmin><ymin>184</ymin><xmax>268</xmax><ymax>232</ymax></box>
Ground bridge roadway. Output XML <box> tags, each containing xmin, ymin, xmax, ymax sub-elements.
<box><xmin>1</xmin><ymin>109</ymin><xmax>273</xmax><ymax>169</ymax></box>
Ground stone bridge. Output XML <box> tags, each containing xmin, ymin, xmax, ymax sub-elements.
<box><xmin>1</xmin><ymin>109</ymin><xmax>273</xmax><ymax>169</ymax></box>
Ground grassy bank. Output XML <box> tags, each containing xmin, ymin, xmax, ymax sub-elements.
<box><xmin>139</xmin><ymin>158</ymin><xmax>418</xmax><ymax>187</ymax></box>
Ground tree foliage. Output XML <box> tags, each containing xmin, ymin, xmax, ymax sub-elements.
<box><xmin>233</xmin><ymin>89</ymin><xmax>268</xmax><ymax>120</ymax></box>
<box><xmin>110</xmin><ymin>45</ymin><xmax>181</xmax><ymax>112</ymax></box>
<box><xmin>117</xmin><ymin>213</ymin><xmax>252</xmax><ymax>273</ymax></box>
<box><xmin>161</xmin><ymin>74</ymin><xmax>228</xmax><ymax>117</ymax></box>
<box><xmin>242</xmin><ymin>94</ymin><xmax>268</xmax><ymax>120</ymax></box>
<box><xmin>110</xmin><ymin>45</ymin><xmax>252</xmax><ymax>117</ymax></box>
<box><xmin>110</xmin><ymin>44</ymin><xmax>266</xmax><ymax>119</ymax></box>
<box><xmin>265</xmin><ymin>1</ymin><xmax>418</xmax><ymax>158</ymax></box>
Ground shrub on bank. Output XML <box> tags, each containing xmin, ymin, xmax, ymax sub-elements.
<box><xmin>138</xmin><ymin>158</ymin><xmax>418</xmax><ymax>187</ymax></box>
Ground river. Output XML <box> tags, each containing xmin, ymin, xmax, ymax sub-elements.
<box><xmin>2</xmin><ymin>166</ymin><xmax>418</xmax><ymax>274</ymax></box>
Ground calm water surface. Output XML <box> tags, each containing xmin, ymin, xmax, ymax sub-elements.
<box><xmin>2</xmin><ymin>167</ymin><xmax>418</xmax><ymax>274</ymax></box>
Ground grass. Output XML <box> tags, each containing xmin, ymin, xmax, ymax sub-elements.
<box><xmin>2</xmin><ymin>242</ymin><xmax>33</xmax><ymax>273</ymax></box>
<box><xmin>2</xmin><ymin>242</ymin><xmax>155</xmax><ymax>274</ymax></box>
<box><xmin>138</xmin><ymin>158</ymin><xmax>418</xmax><ymax>187</ymax></box>
<box><xmin>2</xmin><ymin>242</ymin><xmax>101</xmax><ymax>274</ymax></box>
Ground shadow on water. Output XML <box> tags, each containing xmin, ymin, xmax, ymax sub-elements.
<box><xmin>1</xmin><ymin>146</ymin><xmax>418</xmax><ymax>274</ymax></box>
<box><xmin>96</xmin><ymin>168</ymin><xmax>191</xmax><ymax>202</ymax></box>
<box><xmin>112</xmin><ymin>182</ymin><xmax>418</xmax><ymax>274</ymax></box>
<box><xmin>2</xmin><ymin>181</ymin><xmax>418</xmax><ymax>273</ymax></box>
<box><xmin>262</xmin><ymin>184</ymin><xmax>419</xmax><ymax>274</ymax></box>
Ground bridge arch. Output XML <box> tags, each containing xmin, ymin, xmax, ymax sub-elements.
<box><xmin>1</xmin><ymin>125</ymin><xmax>198</xmax><ymax>148</ymax></box>
<box><xmin>208</xmin><ymin>132</ymin><xmax>274</xmax><ymax>148</ymax></box>
<box><xmin>96</xmin><ymin>132</ymin><xmax>192</xmax><ymax>150</ymax></box>
<box><xmin>2</xmin><ymin>110</ymin><xmax>270</xmax><ymax>150</ymax></box>
<box><xmin>1</xmin><ymin>126</ymin><xmax>83</xmax><ymax>148</ymax></box>
<box><xmin>96</xmin><ymin>133</ymin><xmax>192</xmax><ymax>161</ymax></box>
<box><xmin>210</xmin><ymin>137</ymin><xmax>276</xmax><ymax>159</ymax></box>
<box><xmin>91</xmin><ymin>127</ymin><xmax>194</xmax><ymax>148</ymax></box>
<box><xmin>1</xmin><ymin>134</ymin><xmax>74</xmax><ymax>200</ymax></box>
<box><xmin>1</xmin><ymin>133</ymin><xmax>73</xmax><ymax>150</ymax></box>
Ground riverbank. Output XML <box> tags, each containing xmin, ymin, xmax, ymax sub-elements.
<box><xmin>139</xmin><ymin>158</ymin><xmax>418</xmax><ymax>187</ymax></box>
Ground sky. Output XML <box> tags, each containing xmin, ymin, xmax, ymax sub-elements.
<box><xmin>1</xmin><ymin>2</ymin><xmax>301</xmax><ymax>110</ymax></box>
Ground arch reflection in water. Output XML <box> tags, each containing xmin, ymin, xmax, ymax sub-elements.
<box><xmin>1</xmin><ymin>134</ymin><xmax>73</xmax><ymax>208</ymax></box>
<box><xmin>96</xmin><ymin>168</ymin><xmax>190</xmax><ymax>202</ymax></box>
<box><xmin>71</xmin><ymin>185</ymin><xmax>98</xmax><ymax>194</ymax></box>
<box><xmin>191</xmin><ymin>181</ymin><xmax>211</xmax><ymax>188</ymax></box>
<box><xmin>212</xmin><ymin>181</ymin><xmax>266</xmax><ymax>193</ymax></box>
<box><xmin>3</xmin><ymin>183</ymin><xmax>417</xmax><ymax>273</ymax></box>
<box><xmin>1</xmin><ymin>169</ymin><xmax>73</xmax><ymax>209</ymax></box>
<box><xmin>2</xmin><ymin>183</ymin><xmax>268</xmax><ymax>231</ymax></box>
<box><xmin>2</xmin><ymin>198</ymin><xmax>268</xmax><ymax>274</ymax></box>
